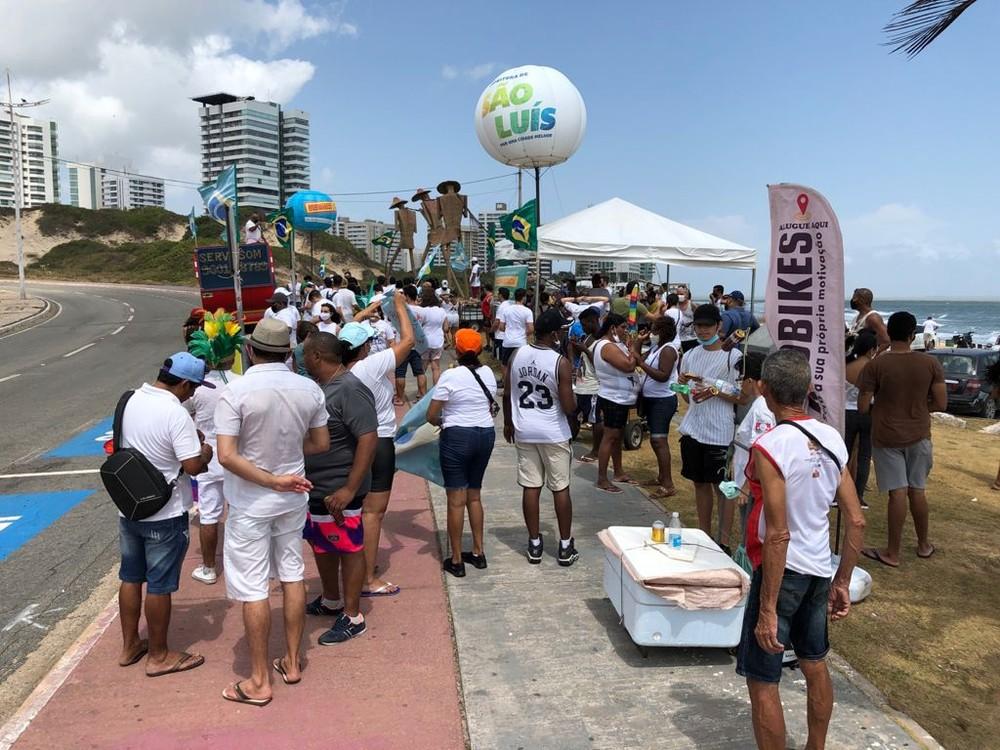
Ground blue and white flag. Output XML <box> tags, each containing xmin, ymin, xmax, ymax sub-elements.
<box><xmin>187</xmin><ymin>207</ymin><xmax>198</xmax><ymax>240</ymax></box>
<box><xmin>449</xmin><ymin>241</ymin><xmax>468</xmax><ymax>272</ymax></box>
<box><xmin>417</xmin><ymin>246</ymin><xmax>438</xmax><ymax>281</ymax></box>
<box><xmin>198</xmin><ymin>165</ymin><xmax>236</xmax><ymax>226</ymax></box>
<box><xmin>394</xmin><ymin>388</ymin><xmax>444</xmax><ymax>487</ymax></box>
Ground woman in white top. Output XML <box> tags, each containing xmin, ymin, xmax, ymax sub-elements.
<box><xmin>631</xmin><ymin>316</ymin><xmax>680</xmax><ymax>499</ymax></box>
<box><xmin>844</xmin><ymin>329</ymin><xmax>877</xmax><ymax>509</ymax></box>
<box><xmin>591</xmin><ymin>313</ymin><xmax>639</xmax><ymax>494</ymax></box>
<box><xmin>417</xmin><ymin>291</ymin><xmax>450</xmax><ymax>386</ymax></box>
<box><xmin>675</xmin><ymin>284</ymin><xmax>697</xmax><ymax>353</ymax></box>
<box><xmin>315</xmin><ymin>301</ymin><xmax>341</xmax><ymax>335</ymax></box>
<box><xmin>427</xmin><ymin>329</ymin><xmax>497</xmax><ymax>578</ymax></box>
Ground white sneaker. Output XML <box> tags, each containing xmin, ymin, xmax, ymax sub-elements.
<box><xmin>191</xmin><ymin>565</ymin><xmax>218</xmax><ymax>585</ymax></box>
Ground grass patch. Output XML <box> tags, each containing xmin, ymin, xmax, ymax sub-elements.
<box><xmin>28</xmin><ymin>238</ymin><xmax>197</xmax><ymax>285</ymax></box>
<box><xmin>32</xmin><ymin>204</ymin><xmax>182</xmax><ymax>238</ymax></box>
<box><xmin>611</xmin><ymin>409</ymin><xmax>1000</xmax><ymax>749</ymax></box>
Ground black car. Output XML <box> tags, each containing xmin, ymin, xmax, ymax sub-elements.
<box><xmin>927</xmin><ymin>348</ymin><xmax>1000</xmax><ymax>419</ymax></box>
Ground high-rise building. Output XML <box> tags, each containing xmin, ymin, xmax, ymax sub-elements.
<box><xmin>192</xmin><ymin>92</ymin><xmax>311</xmax><ymax>211</ymax></box>
<box><xmin>332</xmin><ymin>216</ymin><xmax>402</xmax><ymax>268</ymax></box>
<box><xmin>474</xmin><ymin>205</ymin><xmax>508</xmax><ymax>260</ymax></box>
<box><xmin>574</xmin><ymin>259</ymin><xmax>615</xmax><ymax>281</ymax></box>
<box><xmin>68</xmin><ymin>162</ymin><xmax>165</xmax><ymax>210</ymax></box>
<box><xmin>0</xmin><ymin>110</ymin><xmax>59</xmax><ymax>208</ymax></box>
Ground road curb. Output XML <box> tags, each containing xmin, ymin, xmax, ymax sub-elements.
<box><xmin>0</xmin><ymin>297</ymin><xmax>55</xmax><ymax>337</ymax></box>
<box><xmin>827</xmin><ymin>650</ymin><xmax>943</xmax><ymax>749</ymax></box>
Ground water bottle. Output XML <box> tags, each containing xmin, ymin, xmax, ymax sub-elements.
<box><xmin>705</xmin><ymin>378</ymin><xmax>741</xmax><ymax>398</ymax></box>
<box><xmin>669</xmin><ymin>382</ymin><xmax>691</xmax><ymax>395</ymax></box>
<box><xmin>668</xmin><ymin>512</ymin><xmax>683</xmax><ymax>549</ymax></box>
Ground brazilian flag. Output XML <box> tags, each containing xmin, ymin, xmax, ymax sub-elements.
<box><xmin>500</xmin><ymin>199</ymin><xmax>537</xmax><ymax>251</ymax></box>
<box><xmin>372</xmin><ymin>229</ymin><xmax>395</xmax><ymax>248</ymax></box>
<box><xmin>267</xmin><ymin>208</ymin><xmax>294</xmax><ymax>249</ymax></box>
<box><xmin>486</xmin><ymin>222</ymin><xmax>496</xmax><ymax>268</ymax></box>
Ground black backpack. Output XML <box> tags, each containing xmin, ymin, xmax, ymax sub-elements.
<box><xmin>100</xmin><ymin>391</ymin><xmax>179</xmax><ymax>521</ymax></box>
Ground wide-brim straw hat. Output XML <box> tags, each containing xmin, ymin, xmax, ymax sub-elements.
<box><xmin>437</xmin><ymin>180</ymin><xmax>462</xmax><ymax>194</ymax></box>
<box><xmin>412</xmin><ymin>187</ymin><xmax>432</xmax><ymax>202</ymax></box>
<box><xmin>390</xmin><ymin>196</ymin><xmax>407</xmax><ymax>209</ymax></box>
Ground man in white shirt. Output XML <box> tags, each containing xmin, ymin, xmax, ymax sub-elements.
<box><xmin>117</xmin><ymin>352</ymin><xmax>213</xmax><ymax>677</ymax></box>
<box><xmin>263</xmin><ymin>292</ymin><xmax>298</xmax><ymax>347</ymax></box>
<box><xmin>469</xmin><ymin>259</ymin><xmax>481</xmax><ymax>299</ymax></box>
<box><xmin>245</xmin><ymin>213</ymin><xmax>263</xmax><ymax>243</ymax></box>
<box><xmin>214</xmin><ymin>319</ymin><xmax>330</xmax><ymax>706</ymax></box>
<box><xmin>503</xmin><ymin>309</ymin><xmax>579</xmax><ymax>566</ymax></box>
<box><xmin>330</xmin><ymin>273</ymin><xmax>358</xmax><ymax>322</ymax></box>
<box><xmin>492</xmin><ymin>287</ymin><xmax>513</xmax><ymax>373</ymax></box>
<box><xmin>498</xmin><ymin>287</ymin><xmax>534</xmax><ymax>370</ymax></box>
<box><xmin>737</xmin><ymin>349</ymin><xmax>865</xmax><ymax>750</ymax></box>
<box><xmin>922</xmin><ymin>315</ymin><xmax>941</xmax><ymax>350</ymax></box>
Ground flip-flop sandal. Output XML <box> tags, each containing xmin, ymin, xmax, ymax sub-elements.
<box><xmin>577</xmin><ymin>455</ymin><xmax>598</xmax><ymax>464</ymax></box>
<box><xmin>272</xmin><ymin>657</ymin><xmax>301</xmax><ymax>685</ymax></box>
<box><xmin>147</xmin><ymin>652</ymin><xmax>205</xmax><ymax>678</ymax></box>
<box><xmin>361</xmin><ymin>582</ymin><xmax>401</xmax><ymax>597</ymax></box>
<box><xmin>595</xmin><ymin>484</ymin><xmax>624</xmax><ymax>494</ymax></box>
<box><xmin>615</xmin><ymin>477</ymin><xmax>640</xmax><ymax>486</ymax></box>
<box><xmin>917</xmin><ymin>545</ymin><xmax>937</xmax><ymax>559</ymax></box>
<box><xmin>640</xmin><ymin>479</ymin><xmax>662</xmax><ymax>488</ymax></box>
<box><xmin>222</xmin><ymin>681</ymin><xmax>272</xmax><ymax>707</ymax></box>
<box><xmin>649</xmin><ymin>488</ymin><xmax>678</xmax><ymax>500</ymax></box>
<box><xmin>119</xmin><ymin>639</ymin><xmax>148</xmax><ymax>667</ymax></box>
<box><xmin>861</xmin><ymin>548</ymin><xmax>899</xmax><ymax>568</ymax></box>
<box><xmin>393</xmin><ymin>397</ymin><xmax>405</xmax><ymax>406</ymax></box>
<box><xmin>990</xmin><ymin>484</ymin><xmax>1000</xmax><ymax>492</ymax></box>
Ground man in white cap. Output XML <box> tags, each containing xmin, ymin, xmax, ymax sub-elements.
<box><xmin>214</xmin><ymin>318</ymin><xmax>330</xmax><ymax>706</ymax></box>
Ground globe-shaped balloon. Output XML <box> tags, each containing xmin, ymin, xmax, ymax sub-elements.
<box><xmin>474</xmin><ymin>65</ymin><xmax>586</xmax><ymax>169</ymax></box>
<box><xmin>285</xmin><ymin>190</ymin><xmax>337</xmax><ymax>232</ymax></box>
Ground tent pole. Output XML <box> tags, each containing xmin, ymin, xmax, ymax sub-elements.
<box><xmin>665</xmin><ymin>264</ymin><xmax>670</xmax><ymax>289</ymax></box>
<box><xmin>534</xmin><ymin>166</ymin><xmax>541</xmax><ymax>316</ymax></box>
<box><xmin>750</xmin><ymin>267</ymin><xmax>757</xmax><ymax>314</ymax></box>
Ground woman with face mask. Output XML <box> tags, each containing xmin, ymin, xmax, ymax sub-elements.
<box><xmin>676</xmin><ymin>304</ymin><xmax>745</xmax><ymax>552</ymax></box>
<box><xmin>316</xmin><ymin>302</ymin><xmax>341</xmax><ymax>335</ymax></box>
<box><xmin>631</xmin><ymin>316</ymin><xmax>680</xmax><ymax>498</ymax></box>
<box><xmin>676</xmin><ymin>285</ymin><xmax>698</xmax><ymax>353</ymax></box>
<box><xmin>592</xmin><ymin>313</ymin><xmax>640</xmax><ymax>493</ymax></box>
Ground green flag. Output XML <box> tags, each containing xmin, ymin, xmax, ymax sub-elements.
<box><xmin>266</xmin><ymin>208</ymin><xmax>294</xmax><ymax>249</ymax></box>
<box><xmin>499</xmin><ymin>199</ymin><xmax>537</xmax><ymax>251</ymax></box>
<box><xmin>372</xmin><ymin>229</ymin><xmax>395</xmax><ymax>248</ymax></box>
<box><xmin>486</xmin><ymin>222</ymin><xmax>496</xmax><ymax>268</ymax></box>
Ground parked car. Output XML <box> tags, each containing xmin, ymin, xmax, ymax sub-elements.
<box><xmin>927</xmin><ymin>348</ymin><xmax>1000</xmax><ymax>419</ymax></box>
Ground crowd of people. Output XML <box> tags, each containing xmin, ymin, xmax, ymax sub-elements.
<box><xmin>117</xmin><ymin>268</ymin><xmax>964</xmax><ymax>746</ymax></box>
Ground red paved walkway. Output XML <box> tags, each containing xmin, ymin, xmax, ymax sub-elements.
<box><xmin>8</xmin><ymin>472</ymin><xmax>465</xmax><ymax>750</ymax></box>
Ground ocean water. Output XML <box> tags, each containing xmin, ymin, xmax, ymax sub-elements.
<box><xmin>842</xmin><ymin>299</ymin><xmax>1000</xmax><ymax>347</ymax></box>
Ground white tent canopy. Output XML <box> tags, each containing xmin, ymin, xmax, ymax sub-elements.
<box><xmin>536</xmin><ymin>197</ymin><xmax>757</xmax><ymax>270</ymax></box>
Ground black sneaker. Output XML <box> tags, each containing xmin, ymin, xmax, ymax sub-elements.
<box><xmin>443</xmin><ymin>559</ymin><xmax>466</xmax><ymax>578</ymax></box>
<box><xmin>462</xmin><ymin>551</ymin><xmax>488</xmax><ymax>569</ymax></box>
<box><xmin>305</xmin><ymin>595</ymin><xmax>343</xmax><ymax>617</ymax></box>
<box><xmin>318</xmin><ymin>613</ymin><xmax>366</xmax><ymax>645</ymax></box>
<box><xmin>527</xmin><ymin>535</ymin><xmax>544</xmax><ymax>564</ymax></box>
<box><xmin>557</xmin><ymin>538</ymin><xmax>579</xmax><ymax>567</ymax></box>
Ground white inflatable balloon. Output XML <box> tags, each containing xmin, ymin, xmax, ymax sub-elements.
<box><xmin>474</xmin><ymin>65</ymin><xmax>586</xmax><ymax>169</ymax></box>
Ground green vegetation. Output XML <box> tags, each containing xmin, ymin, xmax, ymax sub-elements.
<box><xmin>25</xmin><ymin>238</ymin><xmax>198</xmax><ymax>285</ymax></box>
<box><xmin>32</xmin><ymin>204</ymin><xmax>183</xmax><ymax>238</ymax></box>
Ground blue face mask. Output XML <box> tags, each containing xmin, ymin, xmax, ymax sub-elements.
<box><xmin>698</xmin><ymin>334</ymin><xmax>720</xmax><ymax>346</ymax></box>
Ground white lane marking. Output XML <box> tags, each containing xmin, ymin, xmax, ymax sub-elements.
<box><xmin>0</xmin><ymin>374</ymin><xmax>21</xmax><ymax>383</ymax></box>
<box><xmin>127</xmin><ymin>315</ymin><xmax>134</xmax><ymax>322</ymax></box>
<box><xmin>0</xmin><ymin>298</ymin><xmax>62</xmax><ymax>341</ymax></box>
<box><xmin>62</xmin><ymin>343</ymin><xmax>95</xmax><ymax>358</ymax></box>
<box><xmin>1</xmin><ymin>604</ymin><xmax>65</xmax><ymax>634</ymax></box>
<box><xmin>0</xmin><ymin>469</ymin><xmax>100</xmax><ymax>480</ymax></box>
<box><xmin>0</xmin><ymin>515</ymin><xmax>21</xmax><ymax>532</ymax></box>
<box><xmin>109</xmin><ymin>325</ymin><xmax>125</xmax><ymax>336</ymax></box>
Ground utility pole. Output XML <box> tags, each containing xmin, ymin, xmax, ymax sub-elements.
<box><xmin>5</xmin><ymin>70</ymin><xmax>49</xmax><ymax>301</ymax></box>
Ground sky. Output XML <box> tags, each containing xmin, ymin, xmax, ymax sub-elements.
<box><xmin>6</xmin><ymin>0</ymin><xmax>1000</xmax><ymax>299</ymax></box>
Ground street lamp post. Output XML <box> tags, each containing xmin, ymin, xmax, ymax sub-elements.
<box><xmin>5</xmin><ymin>70</ymin><xmax>49</xmax><ymax>301</ymax></box>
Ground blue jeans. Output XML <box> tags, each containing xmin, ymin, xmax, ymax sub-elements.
<box><xmin>643</xmin><ymin>395</ymin><xmax>678</xmax><ymax>438</ymax></box>
<box><xmin>119</xmin><ymin>513</ymin><xmax>190</xmax><ymax>595</ymax></box>
<box><xmin>736</xmin><ymin>567</ymin><xmax>831</xmax><ymax>683</ymax></box>
<box><xmin>440</xmin><ymin>426</ymin><xmax>495</xmax><ymax>489</ymax></box>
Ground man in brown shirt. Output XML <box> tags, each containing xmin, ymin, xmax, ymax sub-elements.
<box><xmin>858</xmin><ymin>311</ymin><xmax>946</xmax><ymax>568</ymax></box>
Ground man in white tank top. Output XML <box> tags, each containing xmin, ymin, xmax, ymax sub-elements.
<box><xmin>503</xmin><ymin>309</ymin><xmax>579</xmax><ymax>566</ymax></box>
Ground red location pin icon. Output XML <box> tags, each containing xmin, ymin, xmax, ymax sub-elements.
<box><xmin>797</xmin><ymin>193</ymin><xmax>809</xmax><ymax>215</ymax></box>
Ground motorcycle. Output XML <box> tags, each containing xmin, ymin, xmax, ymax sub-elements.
<box><xmin>951</xmin><ymin>331</ymin><xmax>974</xmax><ymax>349</ymax></box>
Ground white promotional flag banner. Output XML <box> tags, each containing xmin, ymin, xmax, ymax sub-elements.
<box><xmin>766</xmin><ymin>184</ymin><xmax>845</xmax><ymax>436</ymax></box>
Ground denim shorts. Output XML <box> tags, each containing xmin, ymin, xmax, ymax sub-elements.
<box><xmin>440</xmin><ymin>426</ymin><xmax>496</xmax><ymax>489</ymax></box>
<box><xmin>736</xmin><ymin>567</ymin><xmax>831</xmax><ymax>684</ymax></box>
<box><xmin>119</xmin><ymin>512</ymin><xmax>190</xmax><ymax>595</ymax></box>
<box><xmin>394</xmin><ymin>348</ymin><xmax>425</xmax><ymax>378</ymax></box>
<box><xmin>643</xmin><ymin>395</ymin><xmax>678</xmax><ymax>438</ymax></box>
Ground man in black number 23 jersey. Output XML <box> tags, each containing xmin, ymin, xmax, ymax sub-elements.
<box><xmin>503</xmin><ymin>308</ymin><xmax>580</xmax><ymax>567</ymax></box>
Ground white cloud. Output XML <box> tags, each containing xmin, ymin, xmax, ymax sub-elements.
<box><xmin>441</xmin><ymin>63</ymin><xmax>497</xmax><ymax>81</ymax></box>
<box><xmin>6</xmin><ymin>0</ymin><xmax>354</xmax><ymax>211</ymax></box>
<box><xmin>842</xmin><ymin>203</ymin><xmax>968</xmax><ymax>263</ymax></box>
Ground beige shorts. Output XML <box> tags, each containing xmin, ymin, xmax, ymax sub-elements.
<box><xmin>516</xmin><ymin>441</ymin><xmax>572</xmax><ymax>492</ymax></box>
<box><xmin>422</xmin><ymin>347</ymin><xmax>443</xmax><ymax>363</ymax></box>
<box><xmin>223</xmin><ymin>505</ymin><xmax>307</xmax><ymax>602</ymax></box>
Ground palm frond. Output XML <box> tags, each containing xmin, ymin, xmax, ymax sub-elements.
<box><xmin>884</xmin><ymin>0</ymin><xmax>978</xmax><ymax>57</ymax></box>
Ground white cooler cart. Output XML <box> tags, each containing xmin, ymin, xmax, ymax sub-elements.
<box><xmin>601</xmin><ymin>526</ymin><xmax>751</xmax><ymax>649</ymax></box>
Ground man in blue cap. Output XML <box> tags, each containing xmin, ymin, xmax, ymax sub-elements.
<box><xmin>116</xmin><ymin>352</ymin><xmax>214</xmax><ymax>677</ymax></box>
<box><xmin>721</xmin><ymin>290</ymin><xmax>760</xmax><ymax>338</ymax></box>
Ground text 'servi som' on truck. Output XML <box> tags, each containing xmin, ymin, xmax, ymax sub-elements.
<box><xmin>193</xmin><ymin>242</ymin><xmax>276</xmax><ymax>327</ymax></box>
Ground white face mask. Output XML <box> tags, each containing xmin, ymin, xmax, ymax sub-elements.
<box><xmin>650</xmin><ymin>334</ymin><xmax>660</xmax><ymax>346</ymax></box>
<box><xmin>319</xmin><ymin>312</ymin><xmax>331</xmax><ymax>321</ymax></box>
<box><xmin>677</xmin><ymin>294</ymin><xmax>687</xmax><ymax>302</ymax></box>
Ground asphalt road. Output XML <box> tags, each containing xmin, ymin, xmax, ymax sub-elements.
<box><xmin>0</xmin><ymin>281</ymin><xmax>198</xmax><ymax>687</ymax></box>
